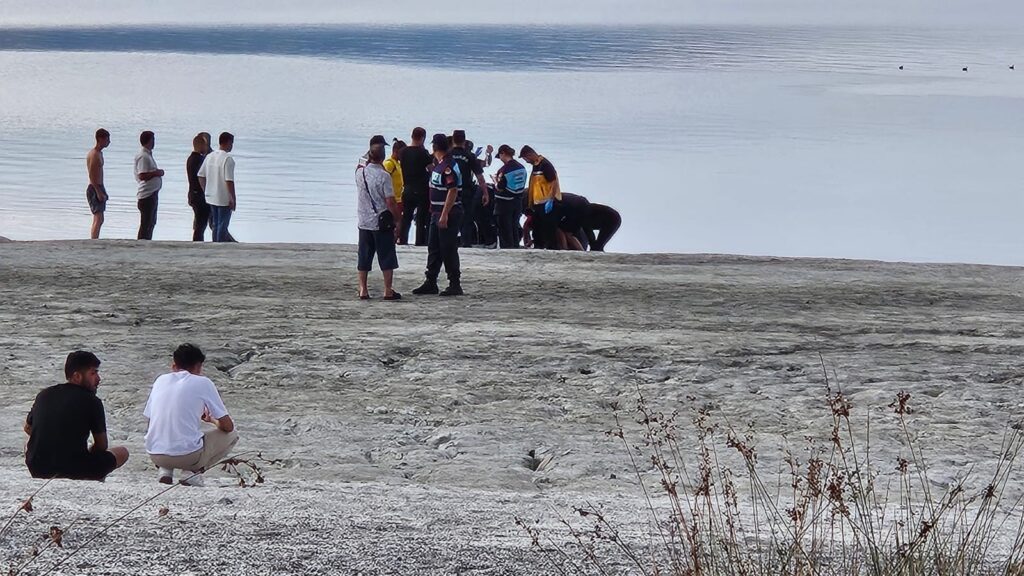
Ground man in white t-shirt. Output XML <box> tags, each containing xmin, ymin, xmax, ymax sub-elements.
<box><xmin>133</xmin><ymin>130</ymin><xmax>165</xmax><ymax>240</ymax></box>
<box><xmin>197</xmin><ymin>132</ymin><xmax>236</xmax><ymax>243</ymax></box>
<box><xmin>143</xmin><ymin>343</ymin><xmax>238</xmax><ymax>486</ymax></box>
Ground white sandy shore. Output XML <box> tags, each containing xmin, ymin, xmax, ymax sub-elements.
<box><xmin>2</xmin><ymin>241</ymin><xmax>1024</xmax><ymax>574</ymax></box>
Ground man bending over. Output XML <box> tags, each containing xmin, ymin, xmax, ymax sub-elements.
<box><xmin>144</xmin><ymin>344</ymin><xmax>238</xmax><ymax>486</ymax></box>
<box><xmin>25</xmin><ymin>351</ymin><xmax>130</xmax><ymax>480</ymax></box>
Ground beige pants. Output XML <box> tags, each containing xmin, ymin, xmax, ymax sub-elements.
<box><xmin>150</xmin><ymin>423</ymin><xmax>239</xmax><ymax>472</ymax></box>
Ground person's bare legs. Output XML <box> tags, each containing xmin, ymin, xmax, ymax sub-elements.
<box><xmin>90</xmin><ymin>213</ymin><xmax>104</xmax><ymax>239</ymax></box>
<box><xmin>383</xmin><ymin>269</ymin><xmax>395</xmax><ymax>297</ymax></box>
<box><xmin>110</xmin><ymin>446</ymin><xmax>130</xmax><ymax>469</ymax></box>
<box><xmin>358</xmin><ymin>271</ymin><xmax>369</xmax><ymax>298</ymax></box>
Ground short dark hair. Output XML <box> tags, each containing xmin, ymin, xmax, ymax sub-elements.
<box><xmin>412</xmin><ymin>127</ymin><xmax>426</xmax><ymax>141</ymax></box>
<box><xmin>431</xmin><ymin>133</ymin><xmax>450</xmax><ymax>153</ymax></box>
<box><xmin>173</xmin><ymin>343</ymin><xmax>206</xmax><ymax>369</ymax></box>
<box><xmin>368</xmin><ymin>146</ymin><xmax>386</xmax><ymax>163</ymax></box>
<box><xmin>519</xmin><ymin>145</ymin><xmax>536</xmax><ymax>158</ymax></box>
<box><xmin>95</xmin><ymin>128</ymin><xmax>110</xmax><ymax>141</ymax></box>
<box><xmin>219</xmin><ymin>132</ymin><xmax>234</xmax><ymax>146</ymax></box>
<box><xmin>140</xmin><ymin>131</ymin><xmax>155</xmax><ymax>147</ymax></box>
<box><xmin>65</xmin><ymin>351</ymin><xmax>100</xmax><ymax>380</ymax></box>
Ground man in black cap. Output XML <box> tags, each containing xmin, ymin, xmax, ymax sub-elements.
<box><xmin>358</xmin><ymin>134</ymin><xmax>389</xmax><ymax>170</ymax></box>
<box><xmin>448</xmin><ymin>130</ymin><xmax>489</xmax><ymax>248</ymax></box>
<box><xmin>413</xmin><ymin>133</ymin><xmax>465</xmax><ymax>296</ymax></box>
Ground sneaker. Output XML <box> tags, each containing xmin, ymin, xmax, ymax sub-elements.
<box><xmin>179</xmin><ymin>473</ymin><xmax>205</xmax><ymax>487</ymax></box>
<box><xmin>412</xmin><ymin>282</ymin><xmax>439</xmax><ymax>295</ymax></box>
<box><xmin>440</xmin><ymin>284</ymin><xmax>464</xmax><ymax>297</ymax></box>
<box><xmin>157</xmin><ymin>468</ymin><xmax>174</xmax><ymax>485</ymax></box>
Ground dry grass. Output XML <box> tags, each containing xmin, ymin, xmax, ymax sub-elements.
<box><xmin>518</xmin><ymin>359</ymin><xmax>1024</xmax><ymax>575</ymax></box>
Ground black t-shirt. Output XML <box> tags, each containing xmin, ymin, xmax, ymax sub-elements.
<box><xmin>400</xmin><ymin>145</ymin><xmax>434</xmax><ymax>193</ymax></box>
<box><xmin>448</xmin><ymin>146</ymin><xmax>483</xmax><ymax>196</ymax></box>
<box><xmin>559</xmin><ymin>192</ymin><xmax>591</xmax><ymax>231</ymax></box>
<box><xmin>186</xmin><ymin>152</ymin><xmax>205</xmax><ymax>195</ymax></box>
<box><xmin>25</xmin><ymin>383</ymin><xmax>107</xmax><ymax>475</ymax></box>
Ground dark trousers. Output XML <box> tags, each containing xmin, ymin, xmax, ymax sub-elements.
<box><xmin>400</xmin><ymin>188</ymin><xmax>430</xmax><ymax>246</ymax></box>
<box><xmin>586</xmin><ymin>208</ymin><xmax>622</xmax><ymax>252</ymax></box>
<box><xmin>476</xmin><ymin>188</ymin><xmax>497</xmax><ymax>246</ymax></box>
<box><xmin>495</xmin><ymin>199</ymin><xmax>523</xmax><ymax>249</ymax></box>
<box><xmin>210</xmin><ymin>205</ymin><xmax>233</xmax><ymax>243</ymax></box>
<box><xmin>190</xmin><ymin>196</ymin><xmax>210</xmax><ymax>242</ymax></box>
<box><xmin>459</xmin><ymin>187</ymin><xmax>479</xmax><ymax>247</ymax></box>
<box><xmin>425</xmin><ymin>210</ymin><xmax>463</xmax><ymax>285</ymax></box>
<box><xmin>137</xmin><ymin>191</ymin><xmax>159</xmax><ymax>240</ymax></box>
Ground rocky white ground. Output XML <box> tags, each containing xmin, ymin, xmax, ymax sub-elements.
<box><xmin>2</xmin><ymin>241</ymin><xmax>1024</xmax><ymax>574</ymax></box>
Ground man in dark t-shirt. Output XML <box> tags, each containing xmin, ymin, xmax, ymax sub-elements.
<box><xmin>448</xmin><ymin>130</ymin><xmax>489</xmax><ymax>247</ymax></box>
<box><xmin>399</xmin><ymin>127</ymin><xmax>435</xmax><ymax>246</ymax></box>
<box><xmin>24</xmin><ymin>351</ymin><xmax>129</xmax><ymax>481</ymax></box>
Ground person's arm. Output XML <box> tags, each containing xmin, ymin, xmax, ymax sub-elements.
<box><xmin>439</xmin><ymin>186</ymin><xmax>459</xmax><ymax>229</ymax></box>
<box><xmin>475</xmin><ymin>170</ymin><xmax>489</xmax><ymax>206</ymax></box>
<box><xmin>203</xmin><ymin>410</ymin><xmax>235</xmax><ymax>433</ymax></box>
<box><xmin>225</xmin><ymin>157</ymin><xmax>236</xmax><ymax>210</ymax></box>
<box><xmin>90</xmin><ymin>432</ymin><xmax>109</xmax><ymax>454</ymax></box>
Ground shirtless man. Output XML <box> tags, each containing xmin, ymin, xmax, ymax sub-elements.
<box><xmin>86</xmin><ymin>129</ymin><xmax>110</xmax><ymax>239</ymax></box>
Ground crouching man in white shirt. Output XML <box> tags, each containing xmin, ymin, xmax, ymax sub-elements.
<box><xmin>144</xmin><ymin>343</ymin><xmax>238</xmax><ymax>486</ymax></box>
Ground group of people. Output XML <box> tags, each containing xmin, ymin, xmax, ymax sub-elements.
<box><xmin>354</xmin><ymin>127</ymin><xmax>622</xmax><ymax>299</ymax></box>
<box><xmin>24</xmin><ymin>346</ymin><xmax>238</xmax><ymax>486</ymax></box>
<box><xmin>86</xmin><ymin>129</ymin><xmax>238</xmax><ymax>242</ymax></box>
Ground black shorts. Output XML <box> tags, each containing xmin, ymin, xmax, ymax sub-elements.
<box><xmin>358</xmin><ymin>228</ymin><xmax>399</xmax><ymax>272</ymax></box>
<box><xmin>86</xmin><ymin>185</ymin><xmax>106</xmax><ymax>214</ymax></box>
<box><xmin>29</xmin><ymin>451</ymin><xmax>117</xmax><ymax>481</ymax></box>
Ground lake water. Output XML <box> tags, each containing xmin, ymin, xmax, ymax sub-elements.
<box><xmin>0</xmin><ymin>25</ymin><xmax>1023</xmax><ymax>264</ymax></box>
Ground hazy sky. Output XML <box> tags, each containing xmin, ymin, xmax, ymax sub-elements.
<box><xmin>1</xmin><ymin>0</ymin><xmax>1021</xmax><ymax>27</ymax></box>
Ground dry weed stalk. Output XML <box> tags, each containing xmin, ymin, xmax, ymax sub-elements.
<box><xmin>520</xmin><ymin>361</ymin><xmax>1024</xmax><ymax>575</ymax></box>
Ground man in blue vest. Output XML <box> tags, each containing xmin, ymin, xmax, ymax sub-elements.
<box><xmin>413</xmin><ymin>133</ymin><xmax>465</xmax><ymax>297</ymax></box>
<box><xmin>491</xmin><ymin>144</ymin><xmax>528</xmax><ymax>248</ymax></box>
<box><xmin>448</xmin><ymin>130</ymin><xmax>489</xmax><ymax>248</ymax></box>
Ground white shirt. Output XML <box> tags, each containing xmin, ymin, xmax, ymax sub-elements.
<box><xmin>198</xmin><ymin>149</ymin><xmax>236</xmax><ymax>207</ymax></box>
<box><xmin>144</xmin><ymin>371</ymin><xmax>230</xmax><ymax>456</ymax></box>
<box><xmin>133</xmin><ymin>148</ymin><xmax>161</xmax><ymax>199</ymax></box>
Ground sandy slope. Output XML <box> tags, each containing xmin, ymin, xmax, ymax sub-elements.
<box><xmin>2</xmin><ymin>241</ymin><xmax>1024</xmax><ymax>574</ymax></box>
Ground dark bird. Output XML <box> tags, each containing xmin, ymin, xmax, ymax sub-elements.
<box><xmin>962</xmin><ymin>67</ymin><xmax>969</xmax><ymax>72</ymax></box>
<box><xmin>899</xmin><ymin>65</ymin><xmax>904</xmax><ymax>70</ymax></box>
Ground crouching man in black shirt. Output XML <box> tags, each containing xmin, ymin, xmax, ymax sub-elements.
<box><xmin>24</xmin><ymin>351</ymin><xmax>130</xmax><ymax>481</ymax></box>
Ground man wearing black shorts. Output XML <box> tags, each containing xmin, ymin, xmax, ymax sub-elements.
<box><xmin>24</xmin><ymin>351</ymin><xmax>130</xmax><ymax>481</ymax></box>
<box><xmin>85</xmin><ymin>129</ymin><xmax>110</xmax><ymax>239</ymax></box>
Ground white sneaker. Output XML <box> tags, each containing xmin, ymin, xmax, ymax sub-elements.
<box><xmin>179</xmin><ymin>473</ymin><xmax>205</xmax><ymax>487</ymax></box>
<box><xmin>157</xmin><ymin>468</ymin><xmax>174</xmax><ymax>485</ymax></box>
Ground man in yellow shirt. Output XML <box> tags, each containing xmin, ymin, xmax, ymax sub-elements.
<box><xmin>383</xmin><ymin>140</ymin><xmax>406</xmax><ymax>232</ymax></box>
<box><xmin>520</xmin><ymin>145</ymin><xmax>563</xmax><ymax>249</ymax></box>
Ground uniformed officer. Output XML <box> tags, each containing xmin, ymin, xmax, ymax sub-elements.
<box><xmin>413</xmin><ymin>134</ymin><xmax>465</xmax><ymax>297</ymax></box>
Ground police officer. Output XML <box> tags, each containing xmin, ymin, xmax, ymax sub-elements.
<box><xmin>413</xmin><ymin>134</ymin><xmax>465</xmax><ymax>297</ymax></box>
<box><xmin>449</xmin><ymin>130</ymin><xmax>489</xmax><ymax>247</ymax></box>
<box><xmin>491</xmin><ymin>144</ymin><xmax>528</xmax><ymax>248</ymax></box>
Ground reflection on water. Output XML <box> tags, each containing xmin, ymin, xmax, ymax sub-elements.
<box><xmin>0</xmin><ymin>25</ymin><xmax>1023</xmax><ymax>263</ymax></box>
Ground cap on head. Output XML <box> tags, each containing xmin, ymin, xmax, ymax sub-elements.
<box><xmin>65</xmin><ymin>351</ymin><xmax>100</xmax><ymax>380</ymax></box>
<box><xmin>497</xmin><ymin>144</ymin><xmax>515</xmax><ymax>157</ymax></box>
<box><xmin>432</xmin><ymin>133</ymin><xmax>451</xmax><ymax>152</ymax></box>
<box><xmin>369</xmin><ymin>135</ymin><xmax>389</xmax><ymax>148</ymax></box>
<box><xmin>519</xmin><ymin>145</ymin><xmax>536</xmax><ymax>158</ymax></box>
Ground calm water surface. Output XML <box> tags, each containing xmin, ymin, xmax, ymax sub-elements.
<box><xmin>0</xmin><ymin>25</ymin><xmax>1023</xmax><ymax>263</ymax></box>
